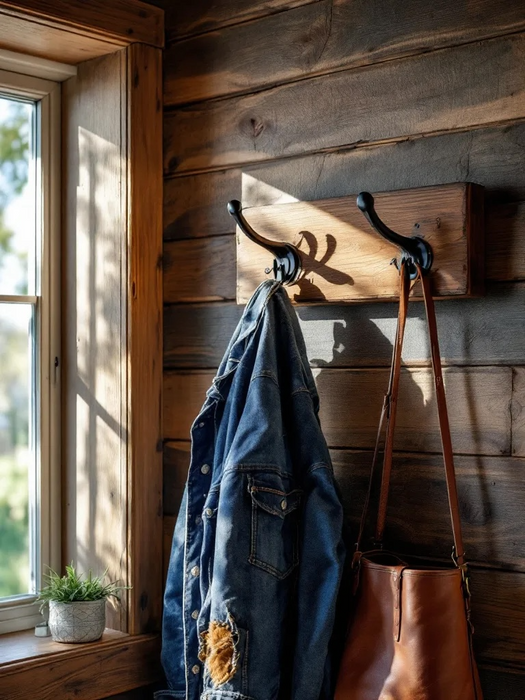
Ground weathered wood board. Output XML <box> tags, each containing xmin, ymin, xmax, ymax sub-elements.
<box><xmin>158</xmin><ymin>0</ymin><xmax>312</xmax><ymax>41</ymax></box>
<box><xmin>163</xmin><ymin>442</ymin><xmax>525</xmax><ymax>572</ymax></box>
<box><xmin>163</xmin><ymin>367</ymin><xmax>514</xmax><ymax>455</ymax></box>
<box><xmin>512</xmin><ymin>368</ymin><xmax>525</xmax><ymax>457</ymax></box>
<box><xmin>163</xmin><ymin>283</ymin><xmax>525</xmax><ymax>369</ymax></box>
<box><xmin>163</xmin><ymin>196</ymin><xmax>524</xmax><ymax>303</ymax></box>
<box><xmin>164</xmin><ymin>234</ymin><xmax>236</xmax><ymax>302</ymax></box>
<box><xmin>163</xmin><ymin>121</ymin><xmax>525</xmax><ymax>242</ymax></box>
<box><xmin>164</xmin><ymin>0</ymin><xmax>525</xmax><ymax>106</ymax></box>
<box><xmin>164</xmin><ymin>33</ymin><xmax>525</xmax><ymax>175</ymax></box>
<box><xmin>236</xmin><ymin>184</ymin><xmax>484</xmax><ymax>303</ymax></box>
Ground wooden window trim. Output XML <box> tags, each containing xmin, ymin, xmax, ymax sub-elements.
<box><xmin>127</xmin><ymin>41</ymin><xmax>164</xmax><ymax>638</ymax></box>
<box><xmin>0</xmin><ymin>2</ymin><xmax>164</xmax><ymax>698</ymax></box>
<box><xmin>0</xmin><ymin>0</ymin><xmax>163</xmax><ymax>61</ymax></box>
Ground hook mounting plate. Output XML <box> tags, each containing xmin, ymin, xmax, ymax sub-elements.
<box><xmin>236</xmin><ymin>183</ymin><xmax>484</xmax><ymax>304</ymax></box>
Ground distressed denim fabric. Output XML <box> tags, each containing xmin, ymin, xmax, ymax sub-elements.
<box><xmin>157</xmin><ymin>280</ymin><xmax>345</xmax><ymax>700</ymax></box>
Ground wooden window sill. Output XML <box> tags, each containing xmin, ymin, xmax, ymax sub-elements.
<box><xmin>0</xmin><ymin>628</ymin><xmax>162</xmax><ymax>700</ymax></box>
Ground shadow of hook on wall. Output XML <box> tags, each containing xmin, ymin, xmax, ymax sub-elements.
<box><xmin>228</xmin><ymin>193</ymin><xmax>434</xmax><ymax>284</ymax></box>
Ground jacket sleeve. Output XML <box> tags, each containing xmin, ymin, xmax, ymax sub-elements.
<box><xmin>292</xmin><ymin>463</ymin><xmax>346</xmax><ymax>700</ymax></box>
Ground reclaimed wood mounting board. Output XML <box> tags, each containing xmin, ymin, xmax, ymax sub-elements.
<box><xmin>236</xmin><ymin>183</ymin><xmax>484</xmax><ymax>304</ymax></box>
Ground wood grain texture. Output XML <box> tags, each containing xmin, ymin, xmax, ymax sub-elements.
<box><xmin>161</xmin><ymin>197</ymin><xmax>525</xmax><ymax>305</ymax></box>
<box><xmin>164</xmin><ymin>168</ymin><xmax>241</xmax><ymax>240</ymax></box>
<box><xmin>62</xmin><ymin>51</ymin><xmax>128</xmax><ymax>632</ymax></box>
<box><xmin>62</xmin><ymin>45</ymin><xmax>163</xmax><ymax>640</ymax></box>
<box><xmin>472</xmin><ymin>569</ymin><xmax>525</xmax><ymax>669</ymax></box>
<box><xmin>0</xmin><ymin>0</ymin><xmax>163</xmax><ymax>48</ymax></box>
<box><xmin>164</xmin><ymin>33</ymin><xmax>525</xmax><ymax>175</ymax></box>
<box><xmin>163</xmin><ymin>444</ymin><xmax>525</xmax><ymax>571</ymax></box>
<box><xmin>0</xmin><ymin>633</ymin><xmax>161</xmax><ymax>700</ymax></box>
<box><xmin>163</xmin><ymin>283</ymin><xmax>525</xmax><ymax>369</ymax></box>
<box><xmin>487</xmin><ymin>202</ymin><xmax>525</xmax><ymax>281</ymax></box>
<box><xmin>164</xmin><ymin>235</ymin><xmax>236</xmax><ymax>303</ymax></box>
<box><xmin>0</xmin><ymin>12</ymin><xmax>119</xmax><ymax>63</ymax></box>
<box><xmin>512</xmin><ymin>368</ymin><xmax>525</xmax><ymax>458</ymax></box>
<box><xmin>334</xmin><ymin>451</ymin><xmax>525</xmax><ymax>572</ymax></box>
<box><xmin>154</xmin><ymin>0</ymin><xmax>315</xmax><ymax>42</ymax></box>
<box><xmin>103</xmin><ymin>682</ymin><xmax>162</xmax><ymax>699</ymax></box>
<box><xmin>127</xmin><ymin>44</ymin><xmax>164</xmax><ymax>635</ymax></box>
<box><xmin>317</xmin><ymin>367</ymin><xmax>513</xmax><ymax>454</ymax></box>
<box><xmin>163</xmin><ymin>371</ymin><xmax>211</xmax><ymax>441</ymax></box>
<box><xmin>163</xmin><ymin>515</ymin><xmax>176</xmax><ymax>586</ymax></box>
<box><xmin>163</xmin><ymin>367</ymin><xmax>513</xmax><ymax>455</ymax></box>
<box><xmin>163</xmin><ymin>441</ymin><xmax>189</xmax><ymax>516</ymax></box>
<box><xmin>0</xmin><ymin>628</ymin><xmax>127</xmax><ymax>666</ymax></box>
<box><xmin>237</xmin><ymin>184</ymin><xmax>484</xmax><ymax>303</ymax></box>
<box><xmin>165</xmin><ymin>0</ymin><xmax>525</xmax><ymax>105</ymax></box>
<box><xmin>163</xmin><ymin>121</ymin><xmax>525</xmax><ymax>240</ymax></box>
<box><xmin>164</xmin><ymin>303</ymin><xmax>242</xmax><ymax>367</ymax></box>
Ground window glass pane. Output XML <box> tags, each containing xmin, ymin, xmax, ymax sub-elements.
<box><xmin>0</xmin><ymin>96</ymin><xmax>36</xmax><ymax>296</ymax></box>
<box><xmin>0</xmin><ymin>303</ymin><xmax>35</xmax><ymax>599</ymax></box>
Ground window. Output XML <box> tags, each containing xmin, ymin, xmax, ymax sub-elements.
<box><xmin>0</xmin><ymin>66</ymin><xmax>60</xmax><ymax>633</ymax></box>
<box><xmin>0</xmin><ymin>4</ymin><xmax>163</xmax><ymax>691</ymax></box>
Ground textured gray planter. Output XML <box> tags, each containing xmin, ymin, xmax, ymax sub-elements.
<box><xmin>48</xmin><ymin>599</ymin><xmax>106</xmax><ymax>643</ymax></box>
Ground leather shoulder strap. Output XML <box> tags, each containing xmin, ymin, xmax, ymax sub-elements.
<box><xmin>419</xmin><ymin>268</ymin><xmax>466</xmax><ymax>566</ymax></box>
<box><xmin>374</xmin><ymin>263</ymin><xmax>411</xmax><ymax>544</ymax></box>
<box><xmin>354</xmin><ymin>262</ymin><xmax>411</xmax><ymax>554</ymax></box>
<box><xmin>355</xmin><ymin>263</ymin><xmax>466</xmax><ymax>568</ymax></box>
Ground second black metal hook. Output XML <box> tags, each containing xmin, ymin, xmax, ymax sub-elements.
<box><xmin>228</xmin><ymin>200</ymin><xmax>301</xmax><ymax>284</ymax></box>
<box><xmin>356</xmin><ymin>192</ymin><xmax>433</xmax><ymax>278</ymax></box>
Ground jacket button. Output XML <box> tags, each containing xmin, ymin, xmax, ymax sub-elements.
<box><xmin>190</xmin><ymin>566</ymin><xmax>200</xmax><ymax>577</ymax></box>
<box><xmin>191</xmin><ymin>664</ymin><xmax>200</xmax><ymax>675</ymax></box>
<box><xmin>281</xmin><ymin>499</ymin><xmax>288</xmax><ymax>510</ymax></box>
<box><xmin>191</xmin><ymin>609</ymin><xmax>199</xmax><ymax>619</ymax></box>
<box><xmin>204</xmin><ymin>508</ymin><xmax>213</xmax><ymax>517</ymax></box>
<box><xmin>201</xmin><ymin>464</ymin><xmax>210</xmax><ymax>474</ymax></box>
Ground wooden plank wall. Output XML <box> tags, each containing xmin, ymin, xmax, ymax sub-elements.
<box><xmin>158</xmin><ymin>1</ymin><xmax>525</xmax><ymax>696</ymax></box>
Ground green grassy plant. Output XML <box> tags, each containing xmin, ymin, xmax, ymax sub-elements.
<box><xmin>37</xmin><ymin>563</ymin><xmax>128</xmax><ymax>608</ymax></box>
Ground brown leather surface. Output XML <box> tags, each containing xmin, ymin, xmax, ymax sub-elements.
<box><xmin>335</xmin><ymin>558</ymin><xmax>482</xmax><ymax>699</ymax></box>
<box><xmin>335</xmin><ymin>263</ymin><xmax>483</xmax><ymax>700</ymax></box>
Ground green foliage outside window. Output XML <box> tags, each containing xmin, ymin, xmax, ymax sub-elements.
<box><xmin>0</xmin><ymin>98</ymin><xmax>31</xmax><ymax>598</ymax></box>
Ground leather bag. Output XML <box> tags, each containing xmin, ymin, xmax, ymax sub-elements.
<box><xmin>335</xmin><ymin>263</ymin><xmax>483</xmax><ymax>700</ymax></box>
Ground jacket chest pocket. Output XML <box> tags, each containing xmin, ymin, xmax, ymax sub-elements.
<box><xmin>247</xmin><ymin>474</ymin><xmax>302</xmax><ymax>580</ymax></box>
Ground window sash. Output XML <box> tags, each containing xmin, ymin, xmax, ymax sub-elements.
<box><xmin>0</xmin><ymin>67</ymin><xmax>60</xmax><ymax>633</ymax></box>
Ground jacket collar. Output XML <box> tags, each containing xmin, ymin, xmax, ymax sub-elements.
<box><xmin>206</xmin><ymin>279</ymin><xmax>281</xmax><ymax>401</ymax></box>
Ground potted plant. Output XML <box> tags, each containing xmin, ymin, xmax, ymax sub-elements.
<box><xmin>38</xmin><ymin>563</ymin><xmax>127</xmax><ymax>643</ymax></box>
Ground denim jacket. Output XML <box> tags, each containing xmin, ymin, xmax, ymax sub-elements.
<box><xmin>157</xmin><ymin>280</ymin><xmax>345</xmax><ymax>700</ymax></box>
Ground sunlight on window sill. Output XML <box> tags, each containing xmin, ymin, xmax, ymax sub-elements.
<box><xmin>0</xmin><ymin>626</ymin><xmax>128</xmax><ymax>666</ymax></box>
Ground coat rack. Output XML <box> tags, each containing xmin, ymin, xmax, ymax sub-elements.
<box><xmin>233</xmin><ymin>183</ymin><xmax>484</xmax><ymax>304</ymax></box>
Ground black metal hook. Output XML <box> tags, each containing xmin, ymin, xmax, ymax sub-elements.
<box><xmin>227</xmin><ymin>200</ymin><xmax>301</xmax><ymax>284</ymax></box>
<box><xmin>356</xmin><ymin>192</ymin><xmax>433</xmax><ymax>278</ymax></box>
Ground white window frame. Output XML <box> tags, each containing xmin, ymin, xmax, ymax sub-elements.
<box><xmin>0</xmin><ymin>65</ymin><xmax>63</xmax><ymax>634</ymax></box>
